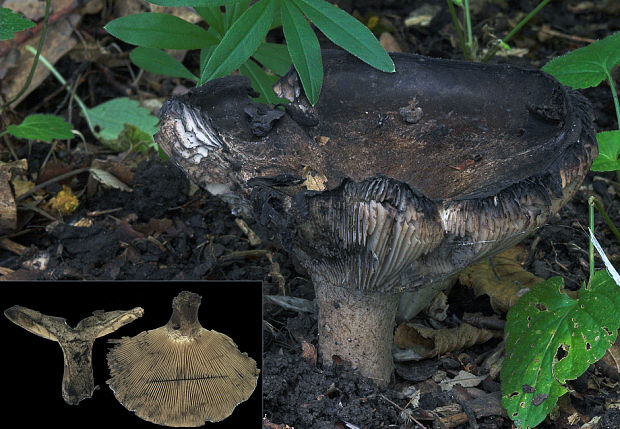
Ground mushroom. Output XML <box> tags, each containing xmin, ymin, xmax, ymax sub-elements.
<box><xmin>4</xmin><ymin>305</ymin><xmax>143</xmax><ymax>404</ymax></box>
<box><xmin>155</xmin><ymin>50</ymin><xmax>595</xmax><ymax>384</ymax></box>
<box><xmin>106</xmin><ymin>291</ymin><xmax>259</xmax><ymax>427</ymax></box>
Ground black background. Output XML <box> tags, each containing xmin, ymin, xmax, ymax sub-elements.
<box><xmin>1</xmin><ymin>281</ymin><xmax>263</xmax><ymax>428</ymax></box>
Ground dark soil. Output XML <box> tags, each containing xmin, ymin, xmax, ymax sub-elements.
<box><xmin>1</xmin><ymin>1</ymin><xmax>619</xmax><ymax>428</ymax></box>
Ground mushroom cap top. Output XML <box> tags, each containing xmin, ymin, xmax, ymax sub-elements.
<box><xmin>107</xmin><ymin>292</ymin><xmax>259</xmax><ymax>427</ymax></box>
<box><xmin>156</xmin><ymin>50</ymin><xmax>595</xmax><ymax>292</ymax></box>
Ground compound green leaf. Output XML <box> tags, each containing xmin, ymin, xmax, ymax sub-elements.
<box><xmin>501</xmin><ymin>272</ymin><xmax>620</xmax><ymax>428</ymax></box>
<box><xmin>105</xmin><ymin>13</ymin><xmax>218</xmax><ymax>49</ymax></box>
<box><xmin>224</xmin><ymin>0</ymin><xmax>251</xmax><ymax>29</ymax></box>
<box><xmin>542</xmin><ymin>32</ymin><xmax>620</xmax><ymax>89</ymax></box>
<box><xmin>591</xmin><ymin>130</ymin><xmax>620</xmax><ymax>172</ymax></box>
<box><xmin>291</xmin><ymin>0</ymin><xmax>394</xmax><ymax>73</ymax></box>
<box><xmin>200</xmin><ymin>0</ymin><xmax>275</xmax><ymax>84</ymax></box>
<box><xmin>6</xmin><ymin>114</ymin><xmax>73</xmax><ymax>142</ymax></box>
<box><xmin>130</xmin><ymin>47</ymin><xmax>198</xmax><ymax>81</ymax></box>
<box><xmin>281</xmin><ymin>1</ymin><xmax>322</xmax><ymax>105</ymax></box>
<box><xmin>239</xmin><ymin>59</ymin><xmax>287</xmax><ymax>105</ymax></box>
<box><xmin>146</xmin><ymin>1</ymin><xmax>236</xmax><ymax>6</ymax></box>
<box><xmin>253</xmin><ymin>42</ymin><xmax>292</xmax><ymax>76</ymax></box>
<box><xmin>0</xmin><ymin>7</ymin><xmax>35</xmax><ymax>41</ymax></box>
<box><xmin>85</xmin><ymin>98</ymin><xmax>159</xmax><ymax>142</ymax></box>
<box><xmin>194</xmin><ymin>6</ymin><xmax>226</xmax><ymax>37</ymax></box>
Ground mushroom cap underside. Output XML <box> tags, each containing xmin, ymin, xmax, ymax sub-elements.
<box><xmin>156</xmin><ymin>50</ymin><xmax>595</xmax><ymax>292</ymax></box>
<box><xmin>107</xmin><ymin>326</ymin><xmax>259</xmax><ymax>427</ymax></box>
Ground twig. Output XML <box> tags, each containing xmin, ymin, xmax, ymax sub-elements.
<box><xmin>15</xmin><ymin>167</ymin><xmax>90</xmax><ymax>201</ymax></box>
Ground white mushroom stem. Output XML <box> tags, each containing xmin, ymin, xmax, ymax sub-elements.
<box><xmin>314</xmin><ymin>281</ymin><xmax>400</xmax><ymax>385</ymax></box>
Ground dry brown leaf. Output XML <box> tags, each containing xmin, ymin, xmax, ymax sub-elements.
<box><xmin>379</xmin><ymin>32</ymin><xmax>402</xmax><ymax>52</ymax></box>
<box><xmin>302</xmin><ymin>166</ymin><xmax>327</xmax><ymax>191</ymax></box>
<box><xmin>301</xmin><ymin>341</ymin><xmax>317</xmax><ymax>366</ymax></box>
<box><xmin>0</xmin><ymin>163</ymin><xmax>18</xmax><ymax>231</ymax></box>
<box><xmin>393</xmin><ymin>322</ymin><xmax>502</xmax><ymax>359</ymax></box>
<box><xmin>459</xmin><ymin>246</ymin><xmax>544</xmax><ymax>313</ymax></box>
<box><xmin>596</xmin><ymin>335</ymin><xmax>620</xmax><ymax>381</ymax></box>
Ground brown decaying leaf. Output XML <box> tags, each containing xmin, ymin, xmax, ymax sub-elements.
<box><xmin>394</xmin><ymin>322</ymin><xmax>502</xmax><ymax>359</ymax></box>
<box><xmin>0</xmin><ymin>164</ymin><xmax>18</xmax><ymax>231</ymax></box>
<box><xmin>301</xmin><ymin>340</ymin><xmax>317</xmax><ymax>366</ymax></box>
<box><xmin>458</xmin><ymin>246</ymin><xmax>544</xmax><ymax>313</ymax></box>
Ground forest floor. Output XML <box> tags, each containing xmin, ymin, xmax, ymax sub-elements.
<box><xmin>0</xmin><ymin>0</ymin><xmax>619</xmax><ymax>428</ymax></box>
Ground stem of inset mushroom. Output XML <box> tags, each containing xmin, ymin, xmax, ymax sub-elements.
<box><xmin>314</xmin><ymin>281</ymin><xmax>401</xmax><ymax>385</ymax></box>
<box><xmin>4</xmin><ymin>305</ymin><xmax>143</xmax><ymax>405</ymax></box>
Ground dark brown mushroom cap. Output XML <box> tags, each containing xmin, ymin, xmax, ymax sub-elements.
<box><xmin>107</xmin><ymin>291</ymin><xmax>259</xmax><ymax>427</ymax></box>
<box><xmin>156</xmin><ymin>50</ymin><xmax>595</xmax><ymax>293</ymax></box>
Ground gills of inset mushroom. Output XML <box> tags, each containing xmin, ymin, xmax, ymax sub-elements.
<box><xmin>4</xmin><ymin>305</ymin><xmax>144</xmax><ymax>405</ymax></box>
<box><xmin>155</xmin><ymin>50</ymin><xmax>596</xmax><ymax>385</ymax></box>
<box><xmin>106</xmin><ymin>291</ymin><xmax>259</xmax><ymax>427</ymax></box>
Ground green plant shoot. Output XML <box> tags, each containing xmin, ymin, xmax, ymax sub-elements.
<box><xmin>105</xmin><ymin>0</ymin><xmax>394</xmax><ymax>106</ymax></box>
<box><xmin>543</xmin><ymin>32</ymin><xmax>620</xmax><ymax>177</ymax></box>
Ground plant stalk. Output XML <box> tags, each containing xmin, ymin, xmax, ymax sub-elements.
<box><xmin>590</xmin><ymin>196</ymin><xmax>620</xmax><ymax>242</ymax></box>
<box><xmin>446</xmin><ymin>0</ymin><xmax>467</xmax><ymax>59</ymax></box>
<box><xmin>588</xmin><ymin>196</ymin><xmax>595</xmax><ymax>283</ymax></box>
<box><xmin>482</xmin><ymin>0</ymin><xmax>552</xmax><ymax>62</ymax></box>
<box><xmin>24</xmin><ymin>46</ymin><xmax>97</xmax><ymax>137</ymax></box>
<box><xmin>463</xmin><ymin>0</ymin><xmax>473</xmax><ymax>60</ymax></box>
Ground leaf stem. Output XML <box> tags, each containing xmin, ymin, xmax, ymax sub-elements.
<box><xmin>590</xmin><ymin>196</ymin><xmax>620</xmax><ymax>242</ymax></box>
<box><xmin>588</xmin><ymin>196</ymin><xmax>595</xmax><ymax>283</ymax></box>
<box><xmin>446</xmin><ymin>0</ymin><xmax>467</xmax><ymax>59</ymax></box>
<box><xmin>24</xmin><ymin>46</ymin><xmax>97</xmax><ymax>137</ymax></box>
<box><xmin>605</xmin><ymin>70</ymin><xmax>620</xmax><ymax>129</ymax></box>
<box><xmin>463</xmin><ymin>0</ymin><xmax>473</xmax><ymax>60</ymax></box>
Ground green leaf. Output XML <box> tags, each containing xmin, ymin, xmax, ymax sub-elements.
<box><xmin>281</xmin><ymin>1</ymin><xmax>323</xmax><ymax>105</ymax></box>
<box><xmin>239</xmin><ymin>59</ymin><xmax>287</xmax><ymax>104</ymax></box>
<box><xmin>6</xmin><ymin>114</ymin><xmax>73</xmax><ymax>142</ymax></box>
<box><xmin>146</xmin><ymin>0</ymin><xmax>235</xmax><ymax>6</ymax></box>
<box><xmin>199</xmin><ymin>46</ymin><xmax>216</xmax><ymax>77</ymax></box>
<box><xmin>84</xmin><ymin>98</ymin><xmax>159</xmax><ymax>143</ymax></box>
<box><xmin>291</xmin><ymin>0</ymin><xmax>394</xmax><ymax>73</ymax></box>
<box><xmin>542</xmin><ymin>32</ymin><xmax>620</xmax><ymax>89</ymax></box>
<box><xmin>591</xmin><ymin>130</ymin><xmax>620</xmax><ymax>171</ymax></box>
<box><xmin>0</xmin><ymin>7</ymin><xmax>36</xmax><ymax>41</ymax></box>
<box><xmin>253</xmin><ymin>42</ymin><xmax>292</xmax><ymax>75</ymax></box>
<box><xmin>200</xmin><ymin>0</ymin><xmax>275</xmax><ymax>84</ymax></box>
<box><xmin>194</xmin><ymin>6</ymin><xmax>226</xmax><ymax>37</ymax></box>
<box><xmin>130</xmin><ymin>47</ymin><xmax>198</xmax><ymax>81</ymax></box>
<box><xmin>105</xmin><ymin>13</ymin><xmax>218</xmax><ymax>49</ymax></box>
<box><xmin>501</xmin><ymin>272</ymin><xmax>620</xmax><ymax>428</ymax></box>
<box><xmin>224</xmin><ymin>0</ymin><xmax>251</xmax><ymax>29</ymax></box>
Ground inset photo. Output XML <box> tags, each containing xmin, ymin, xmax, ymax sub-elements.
<box><xmin>1</xmin><ymin>281</ymin><xmax>262</xmax><ymax>428</ymax></box>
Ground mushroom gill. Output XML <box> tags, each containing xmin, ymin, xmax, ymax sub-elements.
<box><xmin>106</xmin><ymin>291</ymin><xmax>259</xmax><ymax>427</ymax></box>
<box><xmin>156</xmin><ymin>50</ymin><xmax>595</xmax><ymax>385</ymax></box>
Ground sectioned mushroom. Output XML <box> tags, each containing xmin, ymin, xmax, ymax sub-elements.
<box><xmin>4</xmin><ymin>305</ymin><xmax>143</xmax><ymax>404</ymax></box>
<box><xmin>155</xmin><ymin>50</ymin><xmax>595</xmax><ymax>385</ymax></box>
<box><xmin>107</xmin><ymin>291</ymin><xmax>259</xmax><ymax>427</ymax></box>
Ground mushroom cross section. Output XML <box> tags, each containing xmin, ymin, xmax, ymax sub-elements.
<box><xmin>106</xmin><ymin>291</ymin><xmax>259</xmax><ymax>427</ymax></box>
<box><xmin>156</xmin><ymin>50</ymin><xmax>596</xmax><ymax>385</ymax></box>
<box><xmin>4</xmin><ymin>305</ymin><xmax>144</xmax><ymax>405</ymax></box>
